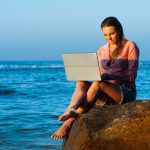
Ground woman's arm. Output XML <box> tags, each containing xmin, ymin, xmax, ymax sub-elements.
<box><xmin>101</xmin><ymin>72</ymin><xmax>129</xmax><ymax>81</ymax></box>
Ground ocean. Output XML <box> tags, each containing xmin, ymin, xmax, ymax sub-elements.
<box><xmin>0</xmin><ymin>60</ymin><xmax>150</xmax><ymax>150</ymax></box>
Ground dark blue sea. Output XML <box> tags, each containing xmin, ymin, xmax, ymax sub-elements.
<box><xmin>0</xmin><ymin>60</ymin><xmax>150</xmax><ymax>150</ymax></box>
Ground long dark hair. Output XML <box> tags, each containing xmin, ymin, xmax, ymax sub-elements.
<box><xmin>101</xmin><ymin>17</ymin><xmax>125</xmax><ymax>58</ymax></box>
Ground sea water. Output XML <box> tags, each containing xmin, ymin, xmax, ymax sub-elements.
<box><xmin>0</xmin><ymin>60</ymin><xmax>149</xmax><ymax>150</ymax></box>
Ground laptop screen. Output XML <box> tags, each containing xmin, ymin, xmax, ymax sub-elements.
<box><xmin>63</xmin><ymin>53</ymin><xmax>101</xmax><ymax>81</ymax></box>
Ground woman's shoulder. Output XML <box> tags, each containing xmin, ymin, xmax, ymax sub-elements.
<box><xmin>126</xmin><ymin>40</ymin><xmax>140</xmax><ymax>56</ymax></box>
<box><xmin>97</xmin><ymin>44</ymin><xmax>108</xmax><ymax>53</ymax></box>
<box><xmin>126</xmin><ymin>40</ymin><xmax>139</xmax><ymax>49</ymax></box>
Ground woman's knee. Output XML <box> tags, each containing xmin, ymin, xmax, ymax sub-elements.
<box><xmin>99</xmin><ymin>81</ymin><xmax>107</xmax><ymax>90</ymax></box>
<box><xmin>87</xmin><ymin>81</ymin><xmax>99</xmax><ymax>96</ymax></box>
<box><xmin>86</xmin><ymin>81</ymin><xmax>100</xmax><ymax>101</ymax></box>
<box><xmin>76</xmin><ymin>81</ymin><xmax>90</xmax><ymax>90</ymax></box>
<box><xmin>91</xmin><ymin>81</ymin><xmax>100</xmax><ymax>91</ymax></box>
<box><xmin>74</xmin><ymin>81</ymin><xmax>89</xmax><ymax>97</ymax></box>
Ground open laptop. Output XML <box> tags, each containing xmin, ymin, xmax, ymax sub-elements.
<box><xmin>62</xmin><ymin>53</ymin><xmax>101</xmax><ymax>81</ymax></box>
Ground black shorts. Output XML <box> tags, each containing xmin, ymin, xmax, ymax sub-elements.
<box><xmin>119</xmin><ymin>85</ymin><xmax>136</xmax><ymax>104</ymax></box>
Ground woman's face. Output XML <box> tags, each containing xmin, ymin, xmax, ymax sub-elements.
<box><xmin>102</xmin><ymin>26</ymin><xmax>120</xmax><ymax>45</ymax></box>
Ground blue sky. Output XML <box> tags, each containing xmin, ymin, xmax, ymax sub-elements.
<box><xmin>0</xmin><ymin>0</ymin><xmax>150</xmax><ymax>60</ymax></box>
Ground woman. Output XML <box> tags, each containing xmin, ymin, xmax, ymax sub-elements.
<box><xmin>51</xmin><ymin>16</ymin><xmax>139</xmax><ymax>139</ymax></box>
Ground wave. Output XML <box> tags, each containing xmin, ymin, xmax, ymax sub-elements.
<box><xmin>0</xmin><ymin>65</ymin><xmax>64</xmax><ymax>70</ymax></box>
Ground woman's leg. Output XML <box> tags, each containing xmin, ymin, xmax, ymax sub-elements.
<box><xmin>98</xmin><ymin>81</ymin><xmax>122</xmax><ymax>104</ymax></box>
<box><xmin>68</xmin><ymin>81</ymin><xmax>91</xmax><ymax>109</ymax></box>
<box><xmin>74</xmin><ymin>81</ymin><xmax>101</xmax><ymax>114</ymax></box>
<box><xmin>58</xmin><ymin>81</ymin><xmax>91</xmax><ymax>121</ymax></box>
<box><xmin>51</xmin><ymin>81</ymin><xmax>91</xmax><ymax>139</ymax></box>
<box><xmin>51</xmin><ymin>81</ymin><xmax>122</xmax><ymax>139</ymax></box>
<box><xmin>51</xmin><ymin>81</ymin><xmax>102</xmax><ymax>139</ymax></box>
<box><xmin>59</xmin><ymin>81</ymin><xmax>122</xmax><ymax>121</ymax></box>
<box><xmin>59</xmin><ymin>81</ymin><xmax>101</xmax><ymax>121</ymax></box>
<box><xmin>74</xmin><ymin>81</ymin><xmax>122</xmax><ymax>115</ymax></box>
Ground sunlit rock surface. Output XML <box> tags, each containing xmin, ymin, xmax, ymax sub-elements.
<box><xmin>63</xmin><ymin>100</ymin><xmax>150</xmax><ymax>150</ymax></box>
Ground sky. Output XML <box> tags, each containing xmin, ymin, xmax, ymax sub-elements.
<box><xmin>0</xmin><ymin>0</ymin><xmax>150</xmax><ymax>60</ymax></box>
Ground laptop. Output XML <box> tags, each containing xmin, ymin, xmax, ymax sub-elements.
<box><xmin>62</xmin><ymin>53</ymin><xmax>101</xmax><ymax>81</ymax></box>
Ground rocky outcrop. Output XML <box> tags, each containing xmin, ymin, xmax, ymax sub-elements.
<box><xmin>63</xmin><ymin>100</ymin><xmax>150</xmax><ymax>150</ymax></box>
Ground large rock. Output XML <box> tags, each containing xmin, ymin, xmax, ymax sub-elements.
<box><xmin>62</xmin><ymin>100</ymin><xmax>150</xmax><ymax>150</ymax></box>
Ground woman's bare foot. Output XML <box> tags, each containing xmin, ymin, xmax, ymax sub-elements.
<box><xmin>59</xmin><ymin>109</ymin><xmax>78</xmax><ymax>122</ymax></box>
<box><xmin>51</xmin><ymin>119</ymin><xmax>74</xmax><ymax>139</ymax></box>
<box><xmin>51</xmin><ymin>124</ymin><xmax>70</xmax><ymax>139</ymax></box>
